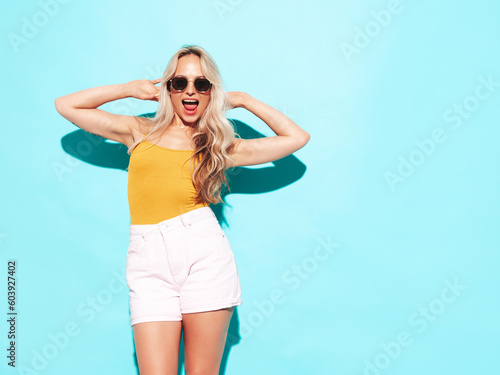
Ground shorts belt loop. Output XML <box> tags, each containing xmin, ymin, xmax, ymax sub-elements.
<box><xmin>181</xmin><ymin>213</ymin><xmax>191</xmax><ymax>228</ymax></box>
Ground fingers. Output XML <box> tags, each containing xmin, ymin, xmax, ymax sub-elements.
<box><xmin>152</xmin><ymin>78</ymin><xmax>162</xmax><ymax>84</ymax></box>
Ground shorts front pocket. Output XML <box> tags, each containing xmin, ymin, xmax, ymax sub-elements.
<box><xmin>125</xmin><ymin>234</ymin><xmax>150</xmax><ymax>291</ymax></box>
<box><xmin>127</xmin><ymin>234</ymin><xmax>146</xmax><ymax>256</ymax></box>
<box><xmin>187</xmin><ymin>217</ymin><xmax>225</xmax><ymax>239</ymax></box>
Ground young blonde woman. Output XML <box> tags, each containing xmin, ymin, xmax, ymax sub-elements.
<box><xmin>55</xmin><ymin>44</ymin><xmax>310</xmax><ymax>375</ymax></box>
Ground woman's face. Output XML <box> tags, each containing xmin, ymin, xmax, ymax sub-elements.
<box><xmin>168</xmin><ymin>54</ymin><xmax>211</xmax><ymax>127</ymax></box>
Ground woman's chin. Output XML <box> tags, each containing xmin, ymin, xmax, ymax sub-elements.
<box><xmin>181</xmin><ymin>115</ymin><xmax>200</xmax><ymax>125</ymax></box>
<box><xmin>182</xmin><ymin>112</ymin><xmax>205</xmax><ymax>124</ymax></box>
<box><xmin>173</xmin><ymin>107</ymin><xmax>206</xmax><ymax>126</ymax></box>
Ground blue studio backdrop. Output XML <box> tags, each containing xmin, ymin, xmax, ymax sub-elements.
<box><xmin>1</xmin><ymin>1</ymin><xmax>499</xmax><ymax>374</ymax></box>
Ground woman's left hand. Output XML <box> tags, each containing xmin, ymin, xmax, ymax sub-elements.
<box><xmin>226</xmin><ymin>91</ymin><xmax>248</xmax><ymax>110</ymax></box>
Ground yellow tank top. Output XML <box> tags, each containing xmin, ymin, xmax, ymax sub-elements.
<box><xmin>127</xmin><ymin>140</ymin><xmax>209</xmax><ymax>225</ymax></box>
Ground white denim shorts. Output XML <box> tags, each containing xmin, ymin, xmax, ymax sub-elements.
<box><xmin>126</xmin><ymin>207</ymin><xmax>242</xmax><ymax>326</ymax></box>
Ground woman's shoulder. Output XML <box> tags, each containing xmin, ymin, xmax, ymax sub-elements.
<box><xmin>135</xmin><ymin>116</ymin><xmax>153</xmax><ymax>131</ymax></box>
<box><xmin>130</xmin><ymin>116</ymin><xmax>153</xmax><ymax>141</ymax></box>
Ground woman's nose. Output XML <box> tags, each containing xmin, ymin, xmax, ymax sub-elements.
<box><xmin>186</xmin><ymin>81</ymin><xmax>195</xmax><ymax>94</ymax></box>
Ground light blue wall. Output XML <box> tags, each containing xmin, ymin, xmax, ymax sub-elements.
<box><xmin>2</xmin><ymin>0</ymin><xmax>499</xmax><ymax>374</ymax></box>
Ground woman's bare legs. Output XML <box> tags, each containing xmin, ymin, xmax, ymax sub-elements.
<box><xmin>131</xmin><ymin>307</ymin><xmax>234</xmax><ymax>375</ymax></box>
<box><xmin>182</xmin><ymin>307</ymin><xmax>234</xmax><ymax>375</ymax></box>
<box><xmin>132</xmin><ymin>321</ymin><xmax>183</xmax><ymax>375</ymax></box>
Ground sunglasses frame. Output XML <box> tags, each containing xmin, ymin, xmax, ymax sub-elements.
<box><xmin>167</xmin><ymin>76</ymin><xmax>212</xmax><ymax>93</ymax></box>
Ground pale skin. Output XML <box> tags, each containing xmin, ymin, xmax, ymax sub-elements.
<box><xmin>55</xmin><ymin>54</ymin><xmax>310</xmax><ymax>375</ymax></box>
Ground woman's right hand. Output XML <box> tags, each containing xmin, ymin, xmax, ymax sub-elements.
<box><xmin>126</xmin><ymin>78</ymin><xmax>162</xmax><ymax>101</ymax></box>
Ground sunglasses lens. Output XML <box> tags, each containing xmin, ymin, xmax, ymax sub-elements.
<box><xmin>171</xmin><ymin>77</ymin><xmax>187</xmax><ymax>91</ymax></box>
<box><xmin>195</xmin><ymin>79</ymin><xmax>211</xmax><ymax>92</ymax></box>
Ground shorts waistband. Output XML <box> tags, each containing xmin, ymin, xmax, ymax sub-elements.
<box><xmin>129</xmin><ymin>207</ymin><xmax>216</xmax><ymax>237</ymax></box>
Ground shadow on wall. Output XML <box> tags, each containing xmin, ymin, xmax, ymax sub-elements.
<box><xmin>60</xmin><ymin>116</ymin><xmax>307</xmax><ymax>375</ymax></box>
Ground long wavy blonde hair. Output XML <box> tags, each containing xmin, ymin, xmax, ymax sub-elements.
<box><xmin>126</xmin><ymin>45</ymin><xmax>240</xmax><ymax>205</ymax></box>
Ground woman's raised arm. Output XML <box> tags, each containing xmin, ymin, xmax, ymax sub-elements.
<box><xmin>225</xmin><ymin>91</ymin><xmax>310</xmax><ymax>168</ymax></box>
<box><xmin>54</xmin><ymin>79</ymin><xmax>161</xmax><ymax>147</ymax></box>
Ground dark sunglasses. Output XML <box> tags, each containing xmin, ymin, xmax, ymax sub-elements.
<box><xmin>167</xmin><ymin>76</ymin><xmax>212</xmax><ymax>93</ymax></box>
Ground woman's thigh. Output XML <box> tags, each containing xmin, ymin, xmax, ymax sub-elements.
<box><xmin>182</xmin><ymin>307</ymin><xmax>234</xmax><ymax>375</ymax></box>
<box><xmin>132</xmin><ymin>321</ymin><xmax>183</xmax><ymax>375</ymax></box>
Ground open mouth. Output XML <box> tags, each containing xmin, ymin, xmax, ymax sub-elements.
<box><xmin>182</xmin><ymin>99</ymin><xmax>199</xmax><ymax>111</ymax></box>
